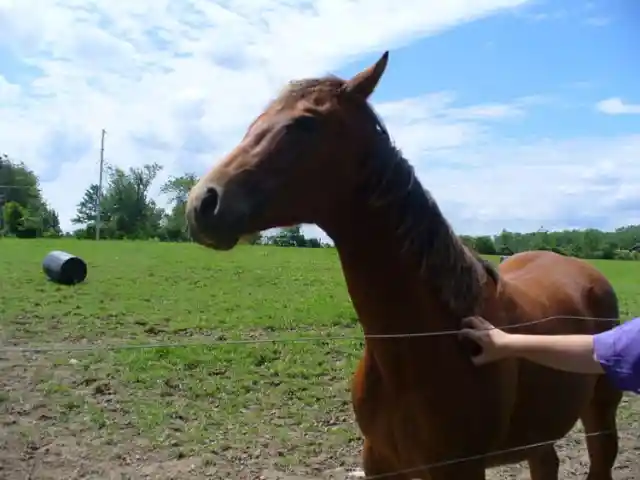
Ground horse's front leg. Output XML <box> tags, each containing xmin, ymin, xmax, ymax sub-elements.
<box><xmin>527</xmin><ymin>445</ymin><xmax>560</xmax><ymax>480</ymax></box>
<box><xmin>362</xmin><ymin>439</ymin><xmax>411</xmax><ymax>479</ymax></box>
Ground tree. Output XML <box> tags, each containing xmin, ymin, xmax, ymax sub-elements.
<box><xmin>160</xmin><ymin>173</ymin><xmax>198</xmax><ymax>206</ymax></box>
<box><xmin>474</xmin><ymin>236</ymin><xmax>497</xmax><ymax>255</ymax></box>
<box><xmin>96</xmin><ymin>163</ymin><xmax>164</xmax><ymax>239</ymax></box>
<box><xmin>159</xmin><ymin>173</ymin><xmax>198</xmax><ymax>241</ymax></box>
<box><xmin>264</xmin><ymin>225</ymin><xmax>323</xmax><ymax>248</ymax></box>
<box><xmin>3</xmin><ymin>201</ymin><xmax>27</xmax><ymax>234</ymax></box>
<box><xmin>41</xmin><ymin>205</ymin><xmax>62</xmax><ymax>236</ymax></box>
<box><xmin>0</xmin><ymin>154</ymin><xmax>61</xmax><ymax>237</ymax></box>
<box><xmin>0</xmin><ymin>154</ymin><xmax>43</xmax><ymax>210</ymax></box>
<box><xmin>72</xmin><ymin>184</ymin><xmax>107</xmax><ymax>226</ymax></box>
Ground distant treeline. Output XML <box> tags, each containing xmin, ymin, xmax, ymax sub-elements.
<box><xmin>258</xmin><ymin>224</ymin><xmax>640</xmax><ymax>261</ymax></box>
<box><xmin>459</xmin><ymin>227</ymin><xmax>640</xmax><ymax>261</ymax></box>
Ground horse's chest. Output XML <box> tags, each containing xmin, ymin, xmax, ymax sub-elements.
<box><xmin>355</xmin><ymin>384</ymin><xmax>481</xmax><ymax>437</ymax></box>
<box><xmin>351</xmin><ymin>353</ymin><xmax>516</xmax><ymax>454</ymax></box>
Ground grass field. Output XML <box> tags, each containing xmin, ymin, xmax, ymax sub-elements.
<box><xmin>1</xmin><ymin>238</ymin><xmax>640</xmax><ymax>479</ymax></box>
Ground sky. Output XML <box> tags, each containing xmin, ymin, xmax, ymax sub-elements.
<box><xmin>1</xmin><ymin>0</ymin><xmax>639</xmax><ymax>241</ymax></box>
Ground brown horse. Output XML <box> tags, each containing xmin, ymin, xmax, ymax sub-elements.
<box><xmin>185</xmin><ymin>51</ymin><xmax>622</xmax><ymax>479</ymax></box>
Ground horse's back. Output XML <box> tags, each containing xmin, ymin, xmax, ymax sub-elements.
<box><xmin>497</xmin><ymin>250</ymin><xmax>618</xmax><ymax>335</ymax></box>
<box><xmin>499</xmin><ymin>249</ymin><xmax>609</xmax><ymax>290</ymax></box>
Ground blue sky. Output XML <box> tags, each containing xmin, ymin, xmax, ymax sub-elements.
<box><xmin>0</xmin><ymin>0</ymin><xmax>639</xmax><ymax>239</ymax></box>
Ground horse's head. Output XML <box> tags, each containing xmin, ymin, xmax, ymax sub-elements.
<box><xmin>186</xmin><ymin>52</ymin><xmax>390</xmax><ymax>250</ymax></box>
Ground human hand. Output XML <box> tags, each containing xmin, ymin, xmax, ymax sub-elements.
<box><xmin>458</xmin><ymin>316</ymin><xmax>512</xmax><ymax>365</ymax></box>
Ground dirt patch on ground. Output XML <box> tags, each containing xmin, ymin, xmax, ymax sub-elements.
<box><xmin>2</xmin><ymin>353</ymin><xmax>640</xmax><ymax>480</ymax></box>
<box><xmin>0</xmin><ymin>352</ymin><xmax>336</xmax><ymax>480</ymax></box>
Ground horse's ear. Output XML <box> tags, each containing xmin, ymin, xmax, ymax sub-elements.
<box><xmin>343</xmin><ymin>51</ymin><xmax>389</xmax><ymax>100</ymax></box>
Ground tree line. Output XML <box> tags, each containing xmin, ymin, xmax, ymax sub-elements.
<box><xmin>1</xmin><ymin>153</ymin><xmax>639</xmax><ymax>260</ymax></box>
<box><xmin>462</xmin><ymin>228</ymin><xmax>640</xmax><ymax>261</ymax></box>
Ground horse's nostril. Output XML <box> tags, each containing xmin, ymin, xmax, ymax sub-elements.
<box><xmin>199</xmin><ymin>186</ymin><xmax>220</xmax><ymax>217</ymax></box>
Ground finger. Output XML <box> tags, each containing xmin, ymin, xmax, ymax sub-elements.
<box><xmin>459</xmin><ymin>332</ymin><xmax>484</xmax><ymax>359</ymax></box>
<box><xmin>458</xmin><ymin>328</ymin><xmax>480</xmax><ymax>341</ymax></box>
<box><xmin>461</xmin><ymin>316</ymin><xmax>482</xmax><ymax>329</ymax></box>
<box><xmin>463</xmin><ymin>316</ymin><xmax>495</xmax><ymax>331</ymax></box>
<box><xmin>463</xmin><ymin>344</ymin><xmax>486</xmax><ymax>365</ymax></box>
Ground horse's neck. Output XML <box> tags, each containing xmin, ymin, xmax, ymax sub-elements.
<box><xmin>322</xmin><ymin>199</ymin><xmax>460</xmax><ymax>337</ymax></box>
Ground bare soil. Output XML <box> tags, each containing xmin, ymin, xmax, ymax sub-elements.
<box><xmin>2</xmin><ymin>353</ymin><xmax>639</xmax><ymax>480</ymax></box>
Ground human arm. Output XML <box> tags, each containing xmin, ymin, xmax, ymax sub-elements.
<box><xmin>458</xmin><ymin>316</ymin><xmax>603</xmax><ymax>374</ymax></box>
<box><xmin>460</xmin><ymin>316</ymin><xmax>640</xmax><ymax>393</ymax></box>
<box><xmin>493</xmin><ymin>330</ymin><xmax>603</xmax><ymax>374</ymax></box>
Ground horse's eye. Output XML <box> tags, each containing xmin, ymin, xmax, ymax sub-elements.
<box><xmin>288</xmin><ymin>115</ymin><xmax>318</xmax><ymax>134</ymax></box>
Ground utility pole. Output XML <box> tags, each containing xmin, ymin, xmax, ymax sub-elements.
<box><xmin>96</xmin><ymin>129</ymin><xmax>106</xmax><ymax>241</ymax></box>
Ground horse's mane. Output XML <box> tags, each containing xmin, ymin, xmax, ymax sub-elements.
<box><xmin>269</xmin><ymin>76</ymin><xmax>344</xmax><ymax>110</ymax></box>
<box><xmin>275</xmin><ymin>76</ymin><xmax>498</xmax><ymax>317</ymax></box>
<box><xmin>367</xmin><ymin>115</ymin><xmax>500</xmax><ymax>316</ymax></box>
<box><xmin>362</xmin><ymin>115</ymin><xmax>498</xmax><ymax>317</ymax></box>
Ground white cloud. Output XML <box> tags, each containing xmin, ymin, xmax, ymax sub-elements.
<box><xmin>2</xmin><ymin>0</ymin><xmax>639</xmax><ymax>247</ymax></box>
<box><xmin>0</xmin><ymin>0</ymin><xmax>532</xmax><ymax>233</ymax></box>
<box><xmin>595</xmin><ymin>97</ymin><xmax>640</xmax><ymax>115</ymax></box>
<box><xmin>361</xmin><ymin>91</ymin><xmax>640</xmax><ymax>239</ymax></box>
<box><xmin>0</xmin><ymin>75</ymin><xmax>21</xmax><ymax>102</ymax></box>
<box><xmin>582</xmin><ymin>1</ymin><xmax>612</xmax><ymax>27</ymax></box>
<box><xmin>584</xmin><ymin>16</ymin><xmax>611</xmax><ymax>27</ymax></box>
<box><xmin>373</xmin><ymin>92</ymin><xmax>534</xmax><ymax>160</ymax></box>
<box><xmin>416</xmin><ymin>135</ymin><xmax>640</xmax><ymax>236</ymax></box>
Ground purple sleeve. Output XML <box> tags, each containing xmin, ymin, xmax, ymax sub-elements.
<box><xmin>593</xmin><ymin>317</ymin><xmax>640</xmax><ymax>393</ymax></box>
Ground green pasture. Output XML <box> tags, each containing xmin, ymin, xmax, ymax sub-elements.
<box><xmin>1</xmin><ymin>238</ymin><xmax>639</xmax><ymax>473</ymax></box>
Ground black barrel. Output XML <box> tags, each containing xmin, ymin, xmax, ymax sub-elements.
<box><xmin>42</xmin><ymin>250</ymin><xmax>88</xmax><ymax>285</ymax></box>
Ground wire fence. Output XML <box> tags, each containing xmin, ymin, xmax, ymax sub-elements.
<box><xmin>0</xmin><ymin>314</ymin><xmax>635</xmax><ymax>479</ymax></box>
<box><xmin>360</xmin><ymin>427</ymin><xmax>625</xmax><ymax>479</ymax></box>
<box><xmin>0</xmin><ymin>314</ymin><xmax>622</xmax><ymax>355</ymax></box>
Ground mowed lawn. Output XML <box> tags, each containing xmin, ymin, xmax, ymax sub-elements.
<box><xmin>1</xmin><ymin>238</ymin><xmax>640</xmax><ymax>477</ymax></box>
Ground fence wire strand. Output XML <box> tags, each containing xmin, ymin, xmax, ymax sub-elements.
<box><xmin>0</xmin><ymin>314</ymin><xmax>623</xmax><ymax>355</ymax></box>
<box><xmin>356</xmin><ymin>428</ymin><xmax>622</xmax><ymax>479</ymax></box>
<box><xmin>0</xmin><ymin>314</ymin><xmax>632</xmax><ymax>479</ymax></box>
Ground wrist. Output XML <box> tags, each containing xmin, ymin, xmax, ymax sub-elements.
<box><xmin>498</xmin><ymin>333</ymin><xmax>528</xmax><ymax>358</ymax></box>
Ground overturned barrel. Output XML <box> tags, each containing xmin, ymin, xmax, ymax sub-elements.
<box><xmin>42</xmin><ymin>250</ymin><xmax>88</xmax><ymax>285</ymax></box>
